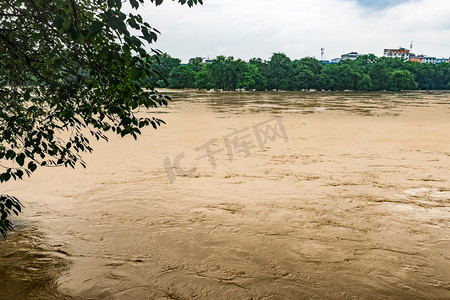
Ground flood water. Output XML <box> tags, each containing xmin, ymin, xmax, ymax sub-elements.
<box><xmin>1</xmin><ymin>90</ymin><xmax>449</xmax><ymax>299</ymax></box>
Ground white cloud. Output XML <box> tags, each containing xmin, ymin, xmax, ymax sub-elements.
<box><xmin>133</xmin><ymin>0</ymin><xmax>450</xmax><ymax>62</ymax></box>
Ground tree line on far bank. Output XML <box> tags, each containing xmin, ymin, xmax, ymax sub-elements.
<box><xmin>154</xmin><ymin>53</ymin><xmax>450</xmax><ymax>91</ymax></box>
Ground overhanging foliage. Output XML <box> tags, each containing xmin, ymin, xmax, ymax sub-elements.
<box><xmin>0</xmin><ymin>0</ymin><xmax>202</xmax><ymax>238</ymax></box>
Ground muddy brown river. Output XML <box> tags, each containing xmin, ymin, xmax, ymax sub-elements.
<box><xmin>1</xmin><ymin>91</ymin><xmax>449</xmax><ymax>299</ymax></box>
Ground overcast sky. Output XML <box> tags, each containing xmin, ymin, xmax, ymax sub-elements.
<box><xmin>134</xmin><ymin>0</ymin><xmax>450</xmax><ymax>62</ymax></box>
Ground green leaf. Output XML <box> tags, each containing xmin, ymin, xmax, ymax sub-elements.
<box><xmin>16</xmin><ymin>153</ymin><xmax>25</xmax><ymax>166</ymax></box>
<box><xmin>130</xmin><ymin>0</ymin><xmax>139</xmax><ymax>9</ymax></box>
<box><xmin>107</xmin><ymin>18</ymin><xmax>129</xmax><ymax>36</ymax></box>
<box><xmin>16</xmin><ymin>170</ymin><xmax>24</xmax><ymax>179</ymax></box>
<box><xmin>86</xmin><ymin>20</ymin><xmax>104</xmax><ymax>40</ymax></box>
<box><xmin>28</xmin><ymin>162</ymin><xmax>37</xmax><ymax>173</ymax></box>
<box><xmin>0</xmin><ymin>173</ymin><xmax>11</xmax><ymax>183</ymax></box>
<box><xmin>6</xmin><ymin>150</ymin><xmax>16</xmax><ymax>159</ymax></box>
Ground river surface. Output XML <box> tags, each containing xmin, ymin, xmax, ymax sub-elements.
<box><xmin>1</xmin><ymin>91</ymin><xmax>449</xmax><ymax>299</ymax></box>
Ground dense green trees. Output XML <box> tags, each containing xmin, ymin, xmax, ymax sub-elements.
<box><xmin>0</xmin><ymin>0</ymin><xmax>202</xmax><ymax>237</ymax></box>
<box><xmin>389</xmin><ymin>70</ymin><xmax>418</xmax><ymax>91</ymax></box>
<box><xmin>168</xmin><ymin>65</ymin><xmax>196</xmax><ymax>88</ymax></box>
<box><xmin>267</xmin><ymin>53</ymin><xmax>292</xmax><ymax>91</ymax></box>
<box><xmin>156</xmin><ymin>53</ymin><xmax>182</xmax><ymax>87</ymax></box>
<box><xmin>162</xmin><ymin>53</ymin><xmax>449</xmax><ymax>91</ymax></box>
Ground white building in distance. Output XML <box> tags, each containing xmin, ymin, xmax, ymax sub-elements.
<box><xmin>383</xmin><ymin>47</ymin><xmax>410</xmax><ymax>60</ymax></box>
<box><xmin>341</xmin><ymin>52</ymin><xmax>365</xmax><ymax>60</ymax></box>
<box><xmin>421</xmin><ymin>57</ymin><xmax>436</xmax><ymax>64</ymax></box>
<box><xmin>331</xmin><ymin>58</ymin><xmax>342</xmax><ymax>64</ymax></box>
